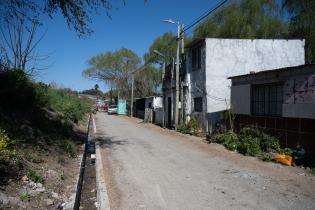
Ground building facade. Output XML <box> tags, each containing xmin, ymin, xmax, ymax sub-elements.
<box><xmin>182</xmin><ymin>38</ymin><xmax>305</xmax><ymax>132</ymax></box>
<box><xmin>229</xmin><ymin>64</ymin><xmax>315</xmax><ymax>152</ymax></box>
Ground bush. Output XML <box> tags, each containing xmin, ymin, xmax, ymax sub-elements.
<box><xmin>0</xmin><ymin>128</ymin><xmax>16</xmax><ymax>155</ymax></box>
<box><xmin>60</xmin><ymin>140</ymin><xmax>77</xmax><ymax>158</ymax></box>
<box><xmin>177</xmin><ymin>116</ymin><xmax>201</xmax><ymax>136</ymax></box>
<box><xmin>27</xmin><ymin>169</ymin><xmax>44</xmax><ymax>183</ymax></box>
<box><xmin>213</xmin><ymin>131</ymin><xmax>239</xmax><ymax>151</ymax></box>
<box><xmin>237</xmin><ymin>135</ymin><xmax>261</xmax><ymax>156</ymax></box>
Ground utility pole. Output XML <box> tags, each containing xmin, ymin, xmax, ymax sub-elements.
<box><xmin>174</xmin><ymin>23</ymin><xmax>182</xmax><ymax>131</ymax></box>
<box><xmin>130</xmin><ymin>73</ymin><xmax>134</xmax><ymax>117</ymax></box>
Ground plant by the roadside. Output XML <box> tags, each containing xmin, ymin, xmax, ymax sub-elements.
<box><xmin>57</xmin><ymin>157</ymin><xmax>66</xmax><ymax>165</ymax></box>
<box><xmin>177</xmin><ymin>116</ymin><xmax>201</xmax><ymax>136</ymax></box>
<box><xmin>27</xmin><ymin>169</ymin><xmax>44</xmax><ymax>183</ymax></box>
<box><xmin>237</xmin><ymin>135</ymin><xmax>261</xmax><ymax>156</ymax></box>
<box><xmin>20</xmin><ymin>191</ymin><xmax>30</xmax><ymax>201</ymax></box>
<box><xmin>58</xmin><ymin>170</ymin><xmax>65</xmax><ymax>180</ymax></box>
<box><xmin>213</xmin><ymin>131</ymin><xmax>239</xmax><ymax>151</ymax></box>
<box><xmin>312</xmin><ymin>168</ymin><xmax>315</xmax><ymax>176</ymax></box>
<box><xmin>60</xmin><ymin>140</ymin><xmax>77</xmax><ymax>158</ymax></box>
<box><xmin>0</xmin><ymin>128</ymin><xmax>16</xmax><ymax>156</ymax></box>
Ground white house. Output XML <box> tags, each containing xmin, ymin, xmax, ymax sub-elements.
<box><xmin>183</xmin><ymin>38</ymin><xmax>305</xmax><ymax>132</ymax></box>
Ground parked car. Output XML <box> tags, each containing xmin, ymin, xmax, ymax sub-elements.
<box><xmin>108</xmin><ymin>105</ymin><xmax>117</xmax><ymax>114</ymax></box>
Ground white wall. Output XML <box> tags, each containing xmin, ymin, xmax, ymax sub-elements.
<box><xmin>205</xmin><ymin>38</ymin><xmax>305</xmax><ymax>113</ymax></box>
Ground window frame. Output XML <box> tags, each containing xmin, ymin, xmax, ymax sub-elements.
<box><xmin>251</xmin><ymin>83</ymin><xmax>283</xmax><ymax>117</ymax></box>
<box><xmin>191</xmin><ymin>45</ymin><xmax>201</xmax><ymax>71</ymax></box>
<box><xmin>194</xmin><ymin>97</ymin><xmax>203</xmax><ymax>112</ymax></box>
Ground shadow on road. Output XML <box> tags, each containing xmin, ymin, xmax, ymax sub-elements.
<box><xmin>94</xmin><ymin>135</ymin><xmax>128</xmax><ymax>149</ymax></box>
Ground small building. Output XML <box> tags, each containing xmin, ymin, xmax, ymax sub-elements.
<box><xmin>134</xmin><ymin>96</ymin><xmax>163</xmax><ymax>120</ymax></box>
<box><xmin>229</xmin><ymin>64</ymin><xmax>315</xmax><ymax>152</ymax></box>
<box><xmin>182</xmin><ymin>38</ymin><xmax>305</xmax><ymax>132</ymax></box>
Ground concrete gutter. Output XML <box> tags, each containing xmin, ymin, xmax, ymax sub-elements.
<box><xmin>92</xmin><ymin>114</ymin><xmax>111</xmax><ymax>210</ymax></box>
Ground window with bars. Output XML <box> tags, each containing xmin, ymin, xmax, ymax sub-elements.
<box><xmin>251</xmin><ymin>84</ymin><xmax>283</xmax><ymax>116</ymax></box>
<box><xmin>194</xmin><ymin>97</ymin><xmax>203</xmax><ymax>112</ymax></box>
<box><xmin>192</xmin><ymin>46</ymin><xmax>201</xmax><ymax>70</ymax></box>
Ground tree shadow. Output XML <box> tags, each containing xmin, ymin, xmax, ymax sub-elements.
<box><xmin>94</xmin><ymin>135</ymin><xmax>128</xmax><ymax>150</ymax></box>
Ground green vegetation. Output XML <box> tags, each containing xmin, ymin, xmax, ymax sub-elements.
<box><xmin>177</xmin><ymin>116</ymin><xmax>201</xmax><ymax>136</ymax></box>
<box><xmin>27</xmin><ymin>169</ymin><xmax>44</xmax><ymax>183</ymax></box>
<box><xmin>58</xmin><ymin>170</ymin><xmax>65</xmax><ymax>181</ymax></box>
<box><xmin>20</xmin><ymin>191</ymin><xmax>30</xmax><ymax>201</ymax></box>
<box><xmin>60</xmin><ymin>140</ymin><xmax>77</xmax><ymax>158</ymax></box>
<box><xmin>0</xmin><ymin>69</ymin><xmax>91</xmax><ymax>183</ymax></box>
<box><xmin>210</xmin><ymin>128</ymin><xmax>291</xmax><ymax>158</ymax></box>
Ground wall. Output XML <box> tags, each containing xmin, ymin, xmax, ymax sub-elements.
<box><xmin>283</xmin><ymin>73</ymin><xmax>315</xmax><ymax>119</ymax></box>
<box><xmin>205</xmin><ymin>38</ymin><xmax>305</xmax><ymax>114</ymax></box>
<box><xmin>185</xmin><ymin>41</ymin><xmax>208</xmax><ymax>129</ymax></box>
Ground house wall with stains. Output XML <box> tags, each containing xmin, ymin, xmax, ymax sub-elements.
<box><xmin>283</xmin><ymin>73</ymin><xmax>315</xmax><ymax>119</ymax></box>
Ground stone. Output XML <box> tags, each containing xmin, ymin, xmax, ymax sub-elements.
<box><xmin>21</xmin><ymin>175</ymin><xmax>29</xmax><ymax>183</ymax></box>
<box><xmin>44</xmin><ymin>198</ymin><xmax>54</xmax><ymax>206</ymax></box>
<box><xmin>51</xmin><ymin>192</ymin><xmax>59</xmax><ymax>199</ymax></box>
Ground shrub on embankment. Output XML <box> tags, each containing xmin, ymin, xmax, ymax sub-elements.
<box><xmin>0</xmin><ymin>69</ymin><xmax>91</xmax><ymax>183</ymax></box>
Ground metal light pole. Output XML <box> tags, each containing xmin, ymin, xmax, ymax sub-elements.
<box><xmin>162</xmin><ymin>19</ymin><xmax>183</xmax><ymax>130</ymax></box>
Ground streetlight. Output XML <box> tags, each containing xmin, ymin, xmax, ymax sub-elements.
<box><xmin>162</xmin><ymin>18</ymin><xmax>183</xmax><ymax>130</ymax></box>
<box><xmin>153</xmin><ymin>50</ymin><xmax>166</xmax><ymax>128</ymax></box>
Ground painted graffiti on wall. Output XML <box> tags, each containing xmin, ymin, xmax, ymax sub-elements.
<box><xmin>284</xmin><ymin>73</ymin><xmax>315</xmax><ymax>104</ymax></box>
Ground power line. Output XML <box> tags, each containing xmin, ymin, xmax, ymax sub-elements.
<box><xmin>183</xmin><ymin>0</ymin><xmax>229</xmax><ymax>34</ymax></box>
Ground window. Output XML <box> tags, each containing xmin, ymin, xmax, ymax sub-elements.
<box><xmin>251</xmin><ymin>84</ymin><xmax>283</xmax><ymax>116</ymax></box>
<box><xmin>192</xmin><ymin>46</ymin><xmax>201</xmax><ymax>70</ymax></box>
<box><xmin>194</xmin><ymin>97</ymin><xmax>202</xmax><ymax>112</ymax></box>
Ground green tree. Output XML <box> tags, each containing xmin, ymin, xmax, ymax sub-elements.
<box><xmin>134</xmin><ymin>65</ymin><xmax>161</xmax><ymax>97</ymax></box>
<box><xmin>144</xmin><ymin>32</ymin><xmax>177</xmax><ymax>64</ymax></box>
<box><xmin>0</xmin><ymin>0</ymin><xmax>127</xmax><ymax>37</ymax></box>
<box><xmin>193</xmin><ymin>0</ymin><xmax>288</xmax><ymax>39</ymax></box>
<box><xmin>83</xmin><ymin>48</ymin><xmax>141</xmax><ymax>98</ymax></box>
<box><xmin>284</xmin><ymin>0</ymin><xmax>315</xmax><ymax>63</ymax></box>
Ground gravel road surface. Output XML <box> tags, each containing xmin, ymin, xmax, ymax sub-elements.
<box><xmin>95</xmin><ymin>112</ymin><xmax>315</xmax><ymax>210</ymax></box>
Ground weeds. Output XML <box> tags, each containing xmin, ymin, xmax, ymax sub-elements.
<box><xmin>57</xmin><ymin>157</ymin><xmax>66</xmax><ymax>165</ymax></box>
<box><xmin>177</xmin><ymin>116</ymin><xmax>201</xmax><ymax>136</ymax></box>
<box><xmin>61</xmin><ymin>140</ymin><xmax>77</xmax><ymax>158</ymax></box>
<box><xmin>27</xmin><ymin>169</ymin><xmax>44</xmax><ymax>183</ymax></box>
<box><xmin>211</xmin><ymin>128</ymin><xmax>292</xmax><ymax>158</ymax></box>
<box><xmin>20</xmin><ymin>191</ymin><xmax>30</xmax><ymax>201</ymax></box>
<box><xmin>58</xmin><ymin>170</ymin><xmax>65</xmax><ymax>180</ymax></box>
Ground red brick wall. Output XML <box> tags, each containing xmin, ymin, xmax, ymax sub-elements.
<box><xmin>234</xmin><ymin>114</ymin><xmax>315</xmax><ymax>153</ymax></box>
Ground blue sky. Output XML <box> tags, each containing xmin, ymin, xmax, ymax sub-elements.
<box><xmin>35</xmin><ymin>0</ymin><xmax>221</xmax><ymax>92</ymax></box>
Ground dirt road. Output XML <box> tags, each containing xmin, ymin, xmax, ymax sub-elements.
<box><xmin>95</xmin><ymin>112</ymin><xmax>315</xmax><ymax>210</ymax></box>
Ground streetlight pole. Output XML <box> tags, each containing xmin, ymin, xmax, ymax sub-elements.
<box><xmin>162</xmin><ymin>19</ymin><xmax>183</xmax><ymax>131</ymax></box>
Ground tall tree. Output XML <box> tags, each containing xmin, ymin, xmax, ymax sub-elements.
<box><xmin>0</xmin><ymin>10</ymin><xmax>47</xmax><ymax>75</ymax></box>
<box><xmin>144</xmin><ymin>32</ymin><xmax>177</xmax><ymax>64</ymax></box>
<box><xmin>0</xmin><ymin>0</ymin><xmax>126</xmax><ymax>37</ymax></box>
<box><xmin>83</xmin><ymin>48</ymin><xmax>141</xmax><ymax>98</ymax></box>
<box><xmin>284</xmin><ymin>0</ymin><xmax>315</xmax><ymax>63</ymax></box>
<box><xmin>194</xmin><ymin>0</ymin><xmax>288</xmax><ymax>39</ymax></box>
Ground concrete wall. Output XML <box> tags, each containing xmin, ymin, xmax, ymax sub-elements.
<box><xmin>205</xmin><ymin>38</ymin><xmax>305</xmax><ymax>114</ymax></box>
<box><xmin>185</xmin><ymin>41</ymin><xmax>208</xmax><ymax>129</ymax></box>
<box><xmin>283</xmin><ymin>73</ymin><xmax>315</xmax><ymax>119</ymax></box>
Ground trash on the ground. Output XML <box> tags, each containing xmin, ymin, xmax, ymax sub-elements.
<box><xmin>91</xmin><ymin>154</ymin><xmax>96</xmax><ymax>163</ymax></box>
<box><xmin>273</xmin><ymin>154</ymin><xmax>293</xmax><ymax>166</ymax></box>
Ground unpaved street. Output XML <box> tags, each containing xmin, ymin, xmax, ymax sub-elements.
<box><xmin>95</xmin><ymin>112</ymin><xmax>315</xmax><ymax>210</ymax></box>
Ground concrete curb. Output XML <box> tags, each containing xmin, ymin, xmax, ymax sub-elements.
<box><xmin>93</xmin><ymin>114</ymin><xmax>111</xmax><ymax>210</ymax></box>
<box><xmin>95</xmin><ymin>142</ymin><xmax>110</xmax><ymax>210</ymax></box>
